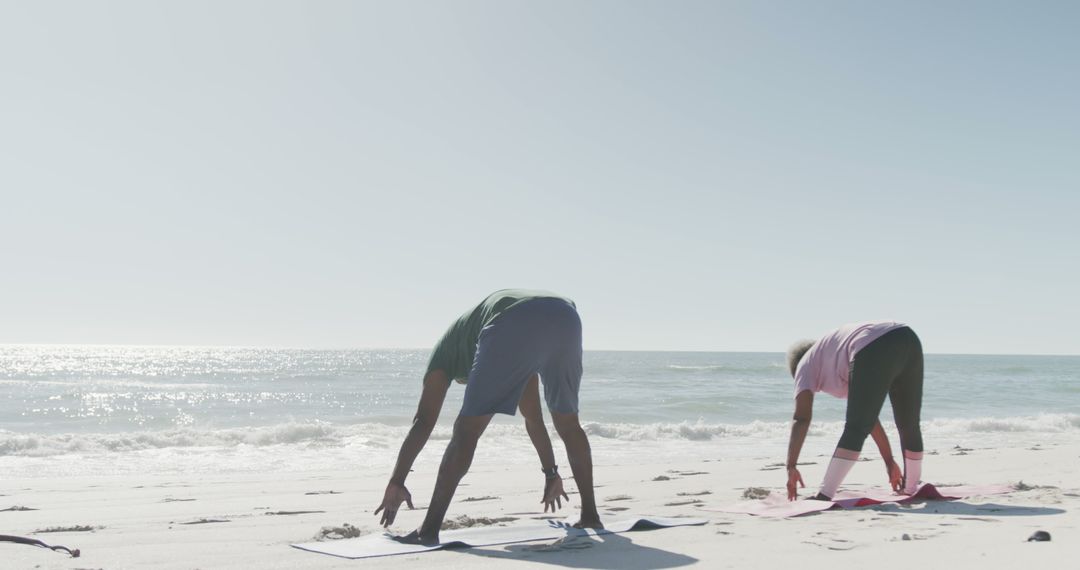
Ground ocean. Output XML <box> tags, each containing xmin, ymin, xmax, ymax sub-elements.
<box><xmin>2</xmin><ymin>346</ymin><xmax>1078</xmax><ymax>478</ymax></box>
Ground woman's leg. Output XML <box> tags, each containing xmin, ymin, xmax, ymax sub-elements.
<box><xmin>888</xmin><ymin>328</ymin><xmax>924</xmax><ymax>492</ymax></box>
<box><xmin>821</xmin><ymin>330</ymin><xmax>906</xmax><ymax>498</ymax></box>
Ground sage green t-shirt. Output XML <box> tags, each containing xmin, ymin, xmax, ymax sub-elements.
<box><xmin>426</xmin><ymin>289</ymin><xmax>575</xmax><ymax>382</ymax></box>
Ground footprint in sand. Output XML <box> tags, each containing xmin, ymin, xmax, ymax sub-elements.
<box><xmin>802</xmin><ymin>539</ymin><xmax>855</xmax><ymax>551</ymax></box>
<box><xmin>606</xmin><ymin>507</ymin><xmax>630</xmax><ymax>512</ymax></box>
<box><xmin>664</xmin><ymin>499</ymin><xmax>704</xmax><ymax>507</ymax></box>
<box><xmin>741</xmin><ymin>487</ymin><xmax>771</xmax><ymax>500</ymax></box>
<box><xmin>604</xmin><ymin>495</ymin><xmax>634</xmax><ymax>502</ymax></box>
<box><xmin>441</xmin><ymin>515</ymin><xmax>518</xmax><ymax>530</ymax></box>
<box><xmin>265</xmin><ymin>510</ymin><xmax>327</xmax><ymax>516</ymax></box>
<box><xmin>161</xmin><ymin>498</ymin><xmax>197</xmax><ymax>503</ymax></box>
<box><xmin>34</xmin><ymin>525</ymin><xmax>101</xmax><ymax>533</ymax></box>
<box><xmin>760</xmin><ymin>462</ymin><xmax>815</xmax><ymax>471</ymax></box>
<box><xmin>461</xmin><ymin>495</ymin><xmax>499</xmax><ymax>502</ymax></box>
<box><xmin>895</xmin><ymin>533</ymin><xmax>937</xmax><ymax>541</ymax></box>
<box><xmin>0</xmin><ymin>506</ymin><xmax>37</xmax><ymax>512</ymax></box>
<box><xmin>525</xmin><ymin>536</ymin><xmax>595</xmax><ymax>552</ymax></box>
<box><xmin>304</xmin><ymin>490</ymin><xmax>342</xmax><ymax>496</ymax></box>
<box><xmin>179</xmin><ymin>518</ymin><xmax>231</xmax><ymax>525</ymax></box>
<box><xmin>677</xmin><ymin>491</ymin><xmax>712</xmax><ymax>497</ymax></box>
<box><xmin>316</xmin><ymin>523</ymin><xmax>362</xmax><ymax>540</ymax></box>
<box><xmin>1013</xmin><ymin>481</ymin><xmax>1058</xmax><ymax>491</ymax></box>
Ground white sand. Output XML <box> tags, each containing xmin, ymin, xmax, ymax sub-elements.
<box><xmin>2</xmin><ymin>440</ymin><xmax>1076</xmax><ymax>568</ymax></box>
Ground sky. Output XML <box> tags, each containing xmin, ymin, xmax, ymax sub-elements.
<box><xmin>1</xmin><ymin>1</ymin><xmax>1078</xmax><ymax>354</ymax></box>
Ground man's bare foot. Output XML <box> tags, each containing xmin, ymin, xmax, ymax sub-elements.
<box><xmin>392</xmin><ymin>529</ymin><xmax>440</xmax><ymax>546</ymax></box>
<box><xmin>572</xmin><ymin>515</ymin><xmax>604</xmax><ymax>530</ymax></box>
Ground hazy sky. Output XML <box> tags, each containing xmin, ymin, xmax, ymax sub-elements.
<box><xmin>2</xmin><ymin>1</ymin><xmax>1078</xmax><ymax>354</ymax></box>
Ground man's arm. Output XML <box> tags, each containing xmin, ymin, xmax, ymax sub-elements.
<box><xmin>518</xmin><ymin>375</ymin><xmax>568</xmax><ymax>512</ymax></box>
<box><xmin>375</xmin><ymin>369</ymin><xmax>450</xmax><ymax>526</ymax></box>
<box><xmin>870</xmin><ymin>420</ymin><xmax>903</xmax><ymax>491</ymax></box>
<box><xmin>519</xmin><ymin>374</ymin><xmax>557</xmax><ymax>471</ymax></box>
<box><xmin>786</xmin><ymin>390</ymin><xmax>813</xmax><ymax>500</ymax></box>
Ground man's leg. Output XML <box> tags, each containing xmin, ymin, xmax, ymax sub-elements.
<box><xmin>415</xmin><ymin>413</ymin><xmax>493</xmax><ymax>543</ymax></box>
<box><xmin>551</xmin><ymin>411</ymin><xmax>602</xmax><ymax>528</ymax></box>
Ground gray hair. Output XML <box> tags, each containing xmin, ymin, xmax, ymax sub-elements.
<box><xmin>786</xmin><ymin>339</ymin><xmax>816</xmax><ymax>377</ymax></box>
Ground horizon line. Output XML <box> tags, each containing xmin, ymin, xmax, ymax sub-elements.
<box><xmin>1</xmin><ymin>342</ymin><xmax>1077</xmax><ymax>358</ymax></box>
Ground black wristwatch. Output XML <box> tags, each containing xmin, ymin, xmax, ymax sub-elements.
<box><xmin>542</xmin><ymin>465</ymin><xmax>559</xmax><ymax>480</ymax></box>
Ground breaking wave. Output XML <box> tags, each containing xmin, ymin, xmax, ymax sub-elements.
<box><xmin>4</xmin><ymin>413</ymin><xmax>1077</xmax><ymax>458</ymax></box>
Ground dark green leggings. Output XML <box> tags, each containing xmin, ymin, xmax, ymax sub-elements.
<box><xmin>838</xmin><ymin>326</ymin><xmax>924</xmax><ymax>453</ymax></box>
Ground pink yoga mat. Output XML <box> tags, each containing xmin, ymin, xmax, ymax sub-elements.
<box><xmin>714</xmin><ymin>483</ymin><xmax>1013</xmax><ymax>518</ymax></box>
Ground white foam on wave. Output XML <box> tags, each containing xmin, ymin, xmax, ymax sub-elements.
<box><xmin>0</xmin><ymin>422</ymin><xmax>342</xmax><ymax>457</ymax></box>
<box><xmin>3</xmin><ymin>413</ymin><xmax>1077</xmax><ymax>460</ymax></box>
<box><xmin>583</xmin><ymin>420</ymin><xmax>801</xmax><ymax>441</ymax></box>
<box><xmin>924</xmin><ymin>413</ymin><xmax>1080</xmax><ymax>434</ymax></box>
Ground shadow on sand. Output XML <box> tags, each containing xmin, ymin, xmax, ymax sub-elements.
<box><xmin>865</xmin><ymin>501</ymin><xmax>1065</xmax><ymax>517</ymax></box>
<box><xmin>459</xmin><ymin>531</ymin><xmax>698</xmax><ymax>570</ymax></box>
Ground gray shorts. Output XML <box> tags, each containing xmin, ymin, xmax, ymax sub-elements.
<box><xmin>459</xmin><ymin>297</ymin><xmax>583</xmax><ymax>417</ymax></box>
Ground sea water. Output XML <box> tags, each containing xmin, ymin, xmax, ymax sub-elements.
<box><xmin>1</xmin><ymin>346</ymin><xmax>1077</xmax><ymax>477</ymax></box>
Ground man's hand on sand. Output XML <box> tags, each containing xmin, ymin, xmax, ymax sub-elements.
<box><xmin>786</xmin><ymin>467</ymin><xmax>805</xmax><ymax>501</ymax></box>
<box><xmin>374</xmin><ymin>482</ymin><xmax>413</xmax><ymax>527</ymax></box>
<box><xmin>542</xmin><ymin>476</ymin><xmax>571</xmax><ymax>512</ymax></box>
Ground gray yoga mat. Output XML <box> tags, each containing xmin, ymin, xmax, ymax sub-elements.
<box><xmin>292</xmin><ymin>516</ymin><xmax>708</xmax><ymax>559</ymax></box>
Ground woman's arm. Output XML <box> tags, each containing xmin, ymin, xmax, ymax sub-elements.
<box><xmin>870</xmin><ymin>420</ymin><xmax>903</xmax><ymax>491</ymax></box>
<box><xmin>786</xmin><ymin>390</ymin><xmax>814</xmax><ymax>500</ymax></box>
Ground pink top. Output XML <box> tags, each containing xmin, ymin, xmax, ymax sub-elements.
<box><xmin>793</xmin><ymin>321</ymin><xmax>908</xmax><ymax>399</ymax></box>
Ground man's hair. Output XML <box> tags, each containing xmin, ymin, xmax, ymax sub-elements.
<box><xmin>786</xmin><ymin>339</ymin><xmax>816</xmax><ymax>378</ymax></box>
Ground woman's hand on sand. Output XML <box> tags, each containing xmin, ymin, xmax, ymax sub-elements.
<box><xmin>375</xmin><ymin>482</ymin><xmax>414</xmax><ymax>527</ymax></box>
<box><xmin>786</xmin><ymin>467</ymin><xmax>805</xmax><ymax>501</ymax></box>
<box><xmin>886</xmin><ymin>461</ymin><xmax>903</xmax><ymax>492</ymax></box>
<box><xmin>542</xmin><ymin>476</ymin><xmax>571</xmax><ymax>512</ymax></box>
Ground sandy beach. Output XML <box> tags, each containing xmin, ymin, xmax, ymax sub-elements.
<box><xmin>5</xmin><ymin>1</ymin><xmax>1079</xmax><ymax>568</ymax></box>
<box><xmin>3</xmin><ymin>435</ymin><xmax>1075</xmax><ymax>569</ymax></box>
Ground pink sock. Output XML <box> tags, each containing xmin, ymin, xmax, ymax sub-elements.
<box><xmin>819</xmin><ymin>454</ymin><xmax>858</xmax><ymax>499</ymax></box>
<box><xmin>903</xmin><ymin>453</ymin><xmax>923</xmax><ymax>494</ymax></box>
